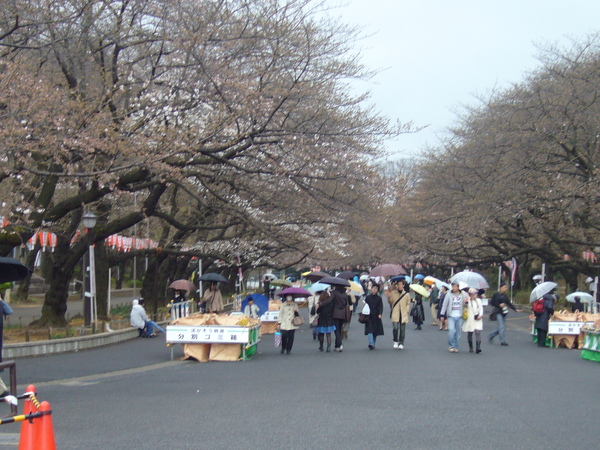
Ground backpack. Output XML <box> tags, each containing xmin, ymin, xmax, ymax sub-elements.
<box><xmin>532</xmin><ymin>298</ymin><xmax>545</xmax><ymax>314</ymax></box>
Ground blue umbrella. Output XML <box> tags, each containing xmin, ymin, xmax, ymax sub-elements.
<box><xmin>241</xmin><ymin>294</ymin><xmax>269</xmax><ymax>316</ymax></box>
<box><xmin>414</xmin><ymin>274</ymin><xmax>425</xmax><ymax>280</ymax></box>
<box><xmin>309</xmin><ymin>282</ymin><xmax>330</xmax><ymax>293</ymax></box>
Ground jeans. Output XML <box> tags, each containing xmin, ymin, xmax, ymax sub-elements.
<box><xmin>488</xmin><ymin>313</ymin><xmax>506</xmax><ymax>343</ymax></box>
<box><xmin>392</xmin><ymin>322</ymin><xmax>406</xmax><ymax>345</ymax></box>
<box><xmin>368</xmin><ymin>333</ymin><xmax>377</xmax><ymax>347</ymax></box>
<box><xmin>447</xmin><ymin>316</ymin><xmax>463</xmax><ymax>349</ymax></box>
<box><xmin>142</xmin><ymin>320</ymin><xmax>165</xmax><ymax>336</ymax></box>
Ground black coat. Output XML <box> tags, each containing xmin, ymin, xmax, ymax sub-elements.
<box><xmin>412</xmin><ymin>295</ymin><xmax>425</xmax><ymax>324</ymax></box>
<box><xmin>316</xmin><ymin>295</ymin><xmax>335</xmax><ymax>328</ymax></box>
<box><xmin>331</xmin><ymin>288</ymin><xmax>349</xmax><ymax>321</ymax></box>
<box><xmin>534</xmin><ymin>294</ymin><xmax>555</xmax><ymax>331</ymax></box>
<box><xmin>364</xmin><ymin>293</ymin><xmax>384</xmax><ymax>336</ymax></box>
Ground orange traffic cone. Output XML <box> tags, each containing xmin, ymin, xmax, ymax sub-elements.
<box><xmin>18</xmin><ymin>385</ymin><xmax>38</xmax><ymax>450</ymax></box>
<box><xmin>36</xmin><ymin>401</ymin><xmax>56</xmax><ymax>450</ymax></box>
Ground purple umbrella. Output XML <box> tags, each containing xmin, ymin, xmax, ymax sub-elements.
<box><xmin>277</xmin><ymin>287</ymin><xmax>312</xmax><ymax>298</ymax></box>
<box><xmin>369</xmin><ymin>264</ymin><xmax>407</xmax><ymax>278</ymax></box>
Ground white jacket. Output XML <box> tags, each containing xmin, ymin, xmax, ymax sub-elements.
<box><xmin>130</xmin><ymin>303</ymin><xmax>149</xmax><ymax>329</ymax></box>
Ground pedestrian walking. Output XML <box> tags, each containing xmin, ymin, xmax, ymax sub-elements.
<box><xmin>440</xmin><ymin>281</ymin><xmax>467</xmax><ymax>352</ymax></box>
<box><xmin>488</xmin><ymin>283</ymin><xmax>520</xmax><ymax>346</ymax></box>
<box><xmin>331</xmin><ymin>285</ymin><xmax>350</xmax><ymax>352</ymax></box>
<box><xmin>277</xmin><ymin>295</ymin><xmax>299</xmax><ymax>354</ymax></box>
<box><xmin>316</xmin><ymin>291</ymin><xmax>335</xmax><ymax>352</ymax></box>
<box><xmin>411</xmin><ymin>292</ymin><xmax>425</xmax><ymax>330</ymax></box>
<box><xmin>386</xmin><ymin>280</ymin><xmax>410</xmax><ymax>349</ymax></box>
<box><xmin>429</xmin><ymin>282</ymin><xmax>440</xmax><ymax>326</ymax></box>
<box><xmin>364</xmin><ymin>284</ymin><xmax>384</xmax><ymax>350</ymax></box>
<box><xmin>438</xmin><ymin>285</ymin><xmax>448</xmax><ymax>331</ymax></box>
<box><xmin>534</xmin><ymin>292</ymin><xmax>555</xmax><ymax>348</ymax></box>
<box><xmin>462</xmin><ymin>288</ymin><xmax>484</xmax><ymax>354</ymax></box>
<box><xmin>308</xmin><ymin>292</ymin><xmax>319</xmax><ymax>340</ymax></box>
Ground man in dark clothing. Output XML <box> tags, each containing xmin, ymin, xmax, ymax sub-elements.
<box><xmin>488</xmin><ymin>283</ymin><xmax>520</xmax><ymax>346</ymax></box>
<box><xmin>534</xmin><ymin>293</ymin><xmax>555</xmax><ymax>347</ymax></box>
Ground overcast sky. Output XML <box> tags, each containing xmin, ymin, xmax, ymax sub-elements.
<box><xmin>330</xmin><ymin>0</ymin><xmax>600</xmax><ymax>158</ymax></box>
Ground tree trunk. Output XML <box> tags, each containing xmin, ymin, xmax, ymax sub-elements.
<box><xmin>141</xmin><ymin>254</ymin><xmax>173</xmax><ymax>320</ymax></box>
<box><xmin>15</xmin><ymin>245</ymin><xmax>39</xmax><ymax>302</ymax></box>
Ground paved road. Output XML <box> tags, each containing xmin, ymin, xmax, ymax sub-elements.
<box><xmin>0</xmin><ymin>306</ymin><xmax>598</xmax><ymax>449</ymax></box>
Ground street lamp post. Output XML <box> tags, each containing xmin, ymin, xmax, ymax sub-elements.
<box><xmin>83</xmin><ymin>212</ymin><xmax>97</xmax><ymax>327</ymax></box>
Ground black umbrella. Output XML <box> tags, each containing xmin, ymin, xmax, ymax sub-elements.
<box><xmin>304</xmin><ymin>271</ymin><xmax>330</xmax><ymax>282</ymax></box>
<box><xmin>0</xmin><ymin>257</ymin><xmax>32</xmax><ymax>284</ymax></box>
<box><xmin>319</xmin><ymin>276</ymin><xmax>351</xmax><ymax>287</ymax></box>
<box><xmin>337</xmin><ymin>271</ymin><xmax>357</xmax><ymax>280</ymax></box>
<box><xmin>198</xmin><ymin>273</ymin><xmax>228</xmax><ymax>283</ymax></box>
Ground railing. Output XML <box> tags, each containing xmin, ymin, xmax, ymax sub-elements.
<box><xmin>0</xmin><ymin>360</ymin><xmax>18</xmax><ymax>415</ymax></box>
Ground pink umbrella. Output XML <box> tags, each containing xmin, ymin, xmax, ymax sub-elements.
<box><xmin>168</xmin><ymin>279</ymin><xmax>196</xmax><ymax>291</ymax></box>
<box><xmin>369</xmin><ymin>264</ymin><xmax>407</xmax><ymax>278</ymax></box>
<box><xmin>277</xmin><ymin>287</ymin><xmax>312</xmax><ymax>298</ymax></box>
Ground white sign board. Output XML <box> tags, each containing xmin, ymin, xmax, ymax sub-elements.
<box><xmin>548</xmin><ymin>321</ymin><xmax>594</xmax><ymax>335</ymax></box>
<box><xmin>260</xmin><ymin>311</ymin><xmax>280</xmax><ymax>322</ymax></box>
<box><xmin>166</xmin><ymin>325</ymin><xmax>249</xmax><ymax>344</ymax></box>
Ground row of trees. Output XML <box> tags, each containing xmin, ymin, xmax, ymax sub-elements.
<box><xmin>0</xmin><ymin>0</ymin><xmax>407</xmax><ymax>325</ymax></box>
<box><xmin>383</xmin><ymin>34</ymin><xmax>600</xmax><ymax>290</ymax></box>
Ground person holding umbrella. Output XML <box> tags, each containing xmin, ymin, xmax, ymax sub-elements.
<box><xmin>202</xmin><ymin>282</ymin><xmax>224</xmax><ymax>314</ymax></box>
<box><xmin>534</xmin><ymin>291</ymin><xmax>556</xmax><ymax>348</ymax></box>
<box><xmin>277</xmin><ymin>295</ymin><xmax>300</xmax><ymax>354</ymax></box>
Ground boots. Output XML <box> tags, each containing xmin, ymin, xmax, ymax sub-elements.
<box><xmin>476</xmin><ymin>342</ymin><xmax>481</xmax><ymax>354</ymax></box>
<box><xmin>468</xmin><ymin>335</ymin><xmax>473</xmax><ymax>353</ymax></box>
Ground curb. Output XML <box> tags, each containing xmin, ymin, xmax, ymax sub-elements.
<box><xmin>3</xmin><ymin>327</ymin><xmax>144</xmax><ymax>359</ymax></box>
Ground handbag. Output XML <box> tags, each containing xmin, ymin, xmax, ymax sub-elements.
<box><xmin>489</xmin><ymin>310</ymin><xmax>498</xmax><ymax>321</ymax></box>
<box><xmin>292</xmin><ymin>311</ymin><xmax>304</xmax><ymax>326</ymax></box>
<box><xmin>274</xmin><ymin>331</ymin><xmax>282</xmax><ymax>348</ymax></box>
<box><xmin>462</xmin><ymin>307</ymin><xmax>469</xmax><ymax>320</ymax></box>
<box><xmin>358</xmin><ymin>313</ymin><xmax>369</xmax><ymax>324</ymax></box>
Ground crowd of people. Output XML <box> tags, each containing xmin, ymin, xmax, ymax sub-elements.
<box><xmin>270</xmin><ymin>273</ymin><xmax>557</xmax><ymax>355</ymax></box>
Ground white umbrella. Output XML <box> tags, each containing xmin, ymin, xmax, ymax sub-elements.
<box><xmin>450</xmin><ymin>271</ymin><xmax>489</xmax><ymax>290</ymax></box>
<box><xmin>423</xmin><ymin>276</ymin><xmax>451</xmax><ymax>290</ymax></box>
<box><xmin>263</xmin><ymin>273</ymin><xmax>277</xmax><ymax>280</ymax></box>
<box><xmin>529</xmin><ymin>281</ymin><xmax>558</xmax><ymax>302</ymax></box>
<box><xmin>565</xmin><ymin>292</ymin><xmax>594</xmax><ymax>303</ymax></box>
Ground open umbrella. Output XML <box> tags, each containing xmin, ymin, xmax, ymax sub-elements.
<box><xmin>309</xmin><ymin>282</ymin><xmax>330</xmax><ymax>294</ymax></box>
<box><xmin>319</xmin><ymin>276</ymin><xmax>351</xmax><ymax>287</ymax></box>
<box><xmin>278</xmin><ymin>287</ymin><xmax>312</xmax><ymax>298</ymax></box>
<box><xmin>565</xmin><ymin>292</ymin><xmax>595</xmax><ymax>303</ymax></box>
<box><xmin>198</xmin><ymin>273</ymin><xmax>228</xmax><ymax>283</ymax></box>
<box><xmin>263</xmin><ymin>273</ymin><xmax>277</xmax><ymax>280</ymax></box>
<box><xmin>337</xmin><ymin>270</ymin><xmax>357</xmax><ymax>280</ymax></box>
<box><xmin>271</xmin><ymin>278</ymin><xmax>293</xmax><ymax>287</ymax></box>
<box><xmin>423</xmin><ymin>276</ymin><xmax>451</xmax><ymax>290</ymax></box>
<box><xmin>0</xmin><ymin>257</ymin><xmax>32</xmax><ymax>283</ymax></box>
<box><xmin>168</xmin><ymin>279</ymin><xmax>196</xmax><ymax>291</ymax></box>
<box><xmin>529</xmin><ymin>281</ymin><xmax>558</xmax><ymax>302</ymax></box>
<box><xmin>304</xmin><ymin>271</ymin><xmax>330</xmax><ymax>282</ymax></box>
<box><xmin>369</xmin><ymin>264</ymin><xmax>406</xmax><ymax>278</ymax></box>
<box><xmin>450</xmin><ymin>271</ymin><xmax>489</xmax><ymax>290</ymax></box>
<box><xmin>410</xmin><ymin>284</ymin><xmax>430</xmax><ymax>298</ymax></box>
<box><xmin>349</xmin><ymin>281</ymin><xmax>364</xmax><ymax>296</ymax></box>
<box><xmin>414</xmin><ymin>274</ymin><xmax>425</xmax><ymax>280</ymax></box>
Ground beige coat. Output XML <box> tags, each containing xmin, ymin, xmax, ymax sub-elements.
<box><xmin>388</xmin><ymin>290</ymin><xmax>411</xmax><ymax>324</ymax></box>
<box><xmin>462</xmin><ymin>297</ymin><xmax>483</xmax><ymax>332</ymax></box>
<box><xmin>277</xmin><ymin>301</ymin><xmax>299</xmax><ymax>331</ymax></box>
<box><xmin>203</xmin><ymin>288</ymin><xmax>223</xmax><ymax>313</ymax></box>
